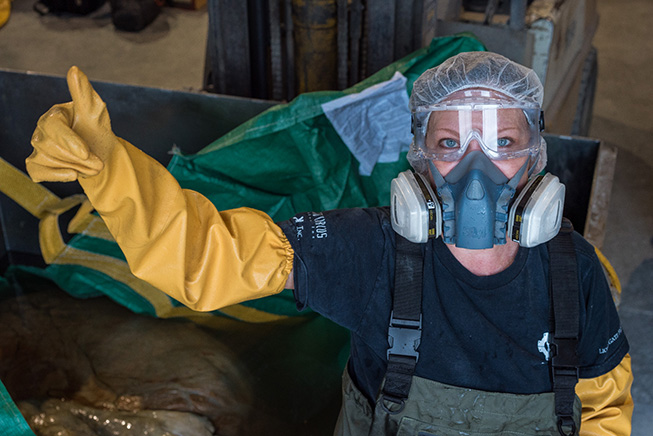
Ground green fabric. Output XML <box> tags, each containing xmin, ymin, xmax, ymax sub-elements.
<box><xmin>167</xmin><ymin>35</ymin><xmax>486</xmax><ymax>223</ymax></box>
<box><xmin>68</xmin><ymin>233</ymin><xmax>127</xmax><ymax>262</ymax></box>
<box><xmin>19</xmin><ymin>34</ymin><xmax>485</xmax><ymax>320</ymax></box>
<box><xmin>0</xmin><ymin>370</ymin><xmax>36</xmax><ymax>436</ymax></box>
<box><xmin>0</xmin><ymin>271</ymin><xmax>44</xmax><ymax>435</ymax></box>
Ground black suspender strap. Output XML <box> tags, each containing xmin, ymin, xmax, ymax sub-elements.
<box><xmin>381</xmin><ymin>235</ymin><xmax>424</xmax><ymax>411</ymax></box>
<box><xmin>547</xmin><ymin>218</ymin><xmax>580</xmax><ymax>436</ymax></box>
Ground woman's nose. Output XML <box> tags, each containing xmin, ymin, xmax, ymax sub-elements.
<box><xmin>463</xmin><ymin>138</ymin><xmax>484</xmax><ymax>156</ymax></box>
<box><xmin>468</xmin><ymin>139</ymin><xmax>483</xmax><ymax>151</ymax></box>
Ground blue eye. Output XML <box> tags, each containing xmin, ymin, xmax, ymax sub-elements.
<box><xmin>497</xmin><ymin>138</ymin><xmax>511</xmax><ymax>147</ymax></box>
<box><xmin>442</xmin><ymin>139</ymin><xmax>459</xmax><ymax>148</ymax></box>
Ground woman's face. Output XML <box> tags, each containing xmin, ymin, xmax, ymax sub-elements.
<box><xmin>425</xmin><ymin>90</ymin><xmax>535</xmax><ymax>188</ymax></box>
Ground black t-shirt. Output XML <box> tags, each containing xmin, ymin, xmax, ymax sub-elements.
<box><xmin>277</xmin><ymin>207</ymin><xmax>629</xmax><ymax>404</ymax></box>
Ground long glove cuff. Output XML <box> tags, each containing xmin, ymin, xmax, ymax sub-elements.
<box><xmin>576</xmin><ymin>354</ymin><xmax>634</xmax><ymax>436</ymax></box>
<box><xmin>78</xmin><ymin>138</ymin><xmax>294</xmax><ymax>311</ymax></box>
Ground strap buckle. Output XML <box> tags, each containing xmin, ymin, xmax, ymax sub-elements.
<box><xmin>557</xmin><ymin>416</ymin><xmax>577</xmax><ymax>436</ymax></box>
<box><xmin>387</xmin><ymin>312</ymin><xmax>422</xmax><ymax>362</ymax></box>
<box><xmin>381</xmin><ymin>395</ymin><xmax>407</xmax><ymax>415</ymax></box>
<box><xmin>551</xmin><ymin>337</ymin><xmax>579</xmax><ymax>374</ymax></box>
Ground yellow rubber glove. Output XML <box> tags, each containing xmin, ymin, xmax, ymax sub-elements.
<box><xmin>26</xmin><ymin>66</ymin><xmax>294</xmax><ymax>311</ymax></box>
<box><xmin>577</xmin><ymin>354</ymin><xmax>634</xmax><ymax>436</ymax></box>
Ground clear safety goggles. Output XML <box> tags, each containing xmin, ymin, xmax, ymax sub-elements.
<box><xmin>411</xmin><ymin>99</ymin><xmax>543</xmax><ymax>162</ymax></box>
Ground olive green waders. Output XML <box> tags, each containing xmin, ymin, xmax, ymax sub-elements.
<box><xmin>334</xmin><ymin>368</ymin><xmax>582</xmax><ymax>436</ymax></box>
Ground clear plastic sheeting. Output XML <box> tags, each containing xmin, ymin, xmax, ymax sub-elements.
<box><xmin>19</xmin><ymin>399</ymin><xmax>215</xmax><ymax>436</ymax></box>
<box><xmin>0</xmin><ymin>272</ymin><xmax>253</xmax><ymax>435</ymax></box>
<box><xmin>0</xmin><ymin>270</ymin><xmax>349</xmax><ymax>435</ymax></box>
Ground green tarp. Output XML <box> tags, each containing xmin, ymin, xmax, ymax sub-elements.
<box><xmin>6</xmin><ymin>34</ymin><xmax>485</xmax><ymax>323</ymax></box>
<box><xmin>166</xmin><ymin>35</ymin><xmax>485</xmax><ymax>318</ymax></box>
<box><xmin>169</xmin><ymin>35</ymin><xmax>485</xmax><ymax>222</ymax></box>
<box><xmin>1</xmin><ymin>34</ymin><xmax>485</xmax><ymax>434</ymax></box>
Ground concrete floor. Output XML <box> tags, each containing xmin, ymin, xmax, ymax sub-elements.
<box><xmin>0</xmin><ymin>0</ymin><xmax>208</xmax><ymax>90</ymax></box>
<box><xmin>1</xmin><ymin>0</ymin><xmax>651</xmax><ymax>434</ymax></box>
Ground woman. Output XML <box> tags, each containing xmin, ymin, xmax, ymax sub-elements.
<box><xmin>27</xmin><ymin>51</ymin><xmax>632</xmax><ymax>435</ymax></box>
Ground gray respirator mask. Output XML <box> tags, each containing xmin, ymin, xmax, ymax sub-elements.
<box><xmin>390</xmin><ymin>151</ymin><xmax>566</xmax><ymax>248</ymax></box>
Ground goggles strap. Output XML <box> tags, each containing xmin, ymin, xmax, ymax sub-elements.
<box><xmin>528</xmin><ymin>156</ymin><xmax>539</xmax><ymax>177</ymax></box>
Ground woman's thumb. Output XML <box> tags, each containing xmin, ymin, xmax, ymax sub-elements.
<box><xmin>67</xmin><ymin>66</ymin><xmax>109</xmax><ymax>131</ymax></box>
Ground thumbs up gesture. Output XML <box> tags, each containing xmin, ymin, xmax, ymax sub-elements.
<box><xmin>26</xmin><ymin>67</ymin><xmax>115</xmax><ymax>183</ymax></box>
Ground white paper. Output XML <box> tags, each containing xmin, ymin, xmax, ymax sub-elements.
<box><xmin>321</xmin><ymin>72</ymin><xmax>412</xmax><ymax>176</ymax></box>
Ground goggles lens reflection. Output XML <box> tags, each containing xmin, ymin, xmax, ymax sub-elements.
<box><xmin>413</xmin><ymin>105</ymin><xmax>541</xmax><ymax>162</ymax></box>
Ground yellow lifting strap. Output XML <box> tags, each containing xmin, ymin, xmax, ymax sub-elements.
<box><xmin>0</xmin><ymin>0</ymin><xmax>11</xmax><ymax>29</ymax></box>
<box><xmin>0</xmin><ymin>157</ymin><xmax>292</xmax><ymax>324</ymax></box>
